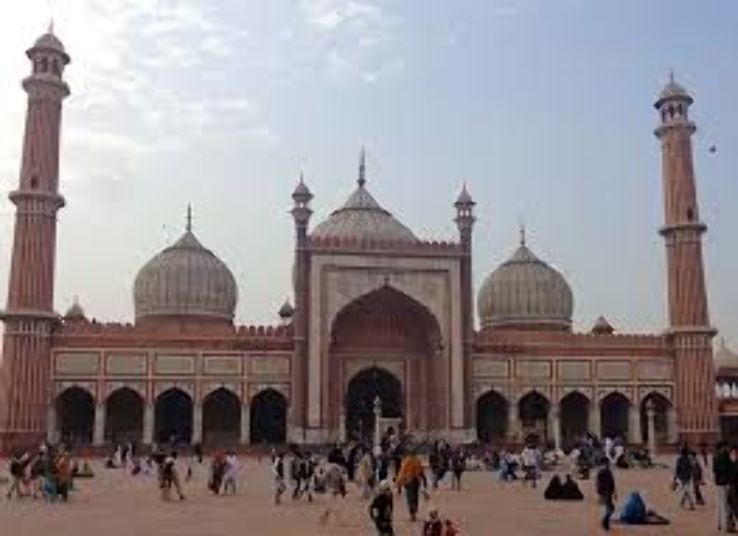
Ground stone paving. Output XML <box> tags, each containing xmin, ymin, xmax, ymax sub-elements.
<box><xmin>0</xmin><ymin>457</ymin><xmax>724</xmax><ymax>535</ymax></box>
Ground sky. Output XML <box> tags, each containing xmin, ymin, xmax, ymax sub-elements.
<box><xmin>0</xmin><ymin>0</ymin><xmax>736</xmax><ymax>348</ymax></box>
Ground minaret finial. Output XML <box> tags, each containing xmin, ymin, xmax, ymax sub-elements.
<box><xmin>48</xmin><ymin>18</ymin><xmax>55</xmax><ymax>34</ymax></box>
<box><xmin>669</xmin><ymin>69</ymin><xmax>675</xmax><ymax>84</ymax></box>
<box><xmin>519</xmin><ymin>222</ymin><xmax>526</xmax><ymax>246</ymax></box>
<box><xmin>358</xmin><ymin>147</ymin><xmax>366</xmax><ymax>187</ymax></box>
<box><xmin>186</xmin><ymin>204</ymin><xmax>193</xmax><ymax>232</ymax></box>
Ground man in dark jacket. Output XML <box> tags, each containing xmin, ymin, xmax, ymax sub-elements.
<box><xmin>370</xmin><ymin>480</ymin><xmax>394</xmax><ymax>535</ymax></box>
<box><xmin>674</xmin><ymin>447</ymin><xmax>695</xmax><ymax>510</ymax></box>
<box><xmin>596</xmin><ymin>459</ymin><xmax>617</xmax><ymax>531</ymax></box>
<box><xmin>714</xmin><ymin>441</ymin><xmax>735</xmax><ymax>532</ymax></box>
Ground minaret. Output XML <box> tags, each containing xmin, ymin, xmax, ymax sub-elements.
<box><xmin>454</xmin><ymin>183</ymin><xmax>475</xmax><ymax>428</ymax></box>
<box><xmin>0</xmin><ymin>27</ymin><xmax>70</xmax><ymax>448</ymax></box>
<box><xmin>289</xmin><ymin>172</ymin><xmax>313</xmax><ymax>441</ymax></box>
<box><xmin>654</xmin><ymin>74</ymin><xmax>717</xmax><ymax>444</ymax></box>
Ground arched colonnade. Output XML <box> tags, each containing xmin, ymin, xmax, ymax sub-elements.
<box><xmin>50</xmin><ymin>384</ymin><xmax>289</xmax><ymax>447</ymax></box>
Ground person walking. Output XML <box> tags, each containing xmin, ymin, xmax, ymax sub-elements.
<box><xmin>521</xmin><ymin>442</ymin><xmax>541</xmax><ymax>489</ymax></box>
<box><xmin>674</xmin><ymin>447</ymin><xmax>696</xmax><ymax>510</ymax></box>
<box><xmin>6</xmin><ymin>451</ymin><xmax>30</xmax><ymax>499</ymax></box>
<box><xmin>369</xmin><ymin>480</ymin><xmax>394</xmax><ymax>536</ymax></box>
<box><xmin>450</xmin><ymin>449</ymin><xmax>466</xmax><ymax>492</ymax></box>
<box><xmin>596</xmin><ymin>458</ymin><xmax>617</xmax><ymax>531</ymax></box>
<box><xmin>395</xmin><ymin>449</ymin><xmax>427</xmax><ymax>522</ymax></box>
<box><xmin>713</xmin><ymin>440</ymin><xmax>734</xmax><ymax>532</ymax></box>
<box><xmin>222</xmin><ymin>451</ymin><xmax>239</xmax><ymax>495</ymax></box>
<box><xmin>272</xmin><ymin>451</ymin><xmax>287</xmax><ymax>505</ymax></box>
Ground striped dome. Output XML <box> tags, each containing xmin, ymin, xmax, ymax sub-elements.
<box><xmin>133</xmin><ymin>230</ymin><xmax>237</xmax><ymax>323</ymax></box>
<box><xmin>478</xmin><ymin>236</ymin><xmax>573</xmax><ymax>331</ymax></box>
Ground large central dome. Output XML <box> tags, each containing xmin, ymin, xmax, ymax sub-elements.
<box><xmin>311</xmin><ymin>153</ymin><xmax>417</xmax><ymax>243</ymax></box>
<box><xmin>134</xmin><ymin>212</ymin><xmax>237</xmax><ymax>323</ymax></box>
<box><xmin>477</xmin><ymin>230</ymin><xmax>573</xmax><ymax>331</ymax></box>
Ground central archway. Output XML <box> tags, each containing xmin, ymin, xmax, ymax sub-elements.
<box><xmin>202</xmin><ymin>388</ymin><xmax>241</xmax><ymax>447</ymax></box>
<box><xmin>330</xmin><ymin>286</ymin><xmax>442</xmax><ymax>433</ymax></box>
<box><xmin>154</xmin><ymin>388</ymin><xmax>193</xmax><ymax>445</ymax></box>
<box><xmin>345</xmin><ymin>367</ymin><xmax>402</xmax><ymax>442</ymax></box>
<box><xmin>56</xmin><ymin>387</ymin><xmax>95</xmax><ymax>446</ymax></box>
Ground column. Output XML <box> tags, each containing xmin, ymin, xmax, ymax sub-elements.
<box><xmin>373</xmin><ymin>396</ymin><xmax>382</xmax><ymax>455</ymax></box>
<box><xmin>143</xmin><ymin>403</ymin><xmax>154</xmax><ymax>445</ymax></box>
<box><xmin>589</xmin><ymin>402</ymin><xmax>601</xmax><ymax>437</ymax></box>
<box><xmin>240</xmin><ymin>404</ymin><xmax>250</xmax><ymax>445</ymax></box>
<box><xmin>46</xmin><ymin>405</ymin><xmax>57</xmax><ymax>444</ymax></box>
<box><xmin>507</xmin><ymin>402</ymin><xmax>518</xmax><ymax>443</ymax></box>
<box><xmin>646</xmin><ymin>401</ymin><xmax>657</xmax><ymax>456</ymax></box>
<box><xmin>339</xmin><ymin>412</ymin><xmax>347</xmax><ymax>444</ymax></box>
<box><xmin>93</xmin><ymin>403</ymin><xmax>105</xmax><ymax>446</ymax></box>
<box><xmin>667</xmin><ymin>406</ymin><xmax>678</xmax><ymax>444</ymax></box>
<box><xmin>192</xmin><ymin>403</ymin><xmax>203</xmax><ymax>444</ymax></box>
<box><xmin>550</xmin><ymin>407</ymin><xmax>561</xmax><ymax>450</ymax></box>
<box><xmin>628</xmin><ymin>405</ymin><xmax>642</xmax><ymax>445</ymax></box>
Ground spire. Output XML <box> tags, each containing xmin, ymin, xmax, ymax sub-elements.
<box><xmin>519</xmin><ymin>222</ymin><xmax>526</xmax><ymax>247</ymax></box>
<box><xmin>48</xmin><ymin>18</ymin><xmax>55</xmax><ymax>34</ymax></box>
<box><xmin>186</xmin><ymin>204</ymin><xmax>193</xmax><ymax>232</ymax></box>
<box><xmin>358</xmin><ymin>147</ymin><xmax>366</xmax><ymax>188</ymax></box>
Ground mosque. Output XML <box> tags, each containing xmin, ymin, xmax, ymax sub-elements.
<box><xmin>0</xmin><ymin>29</ymin><xmax>730</xmax><ymax>450</ymax></box>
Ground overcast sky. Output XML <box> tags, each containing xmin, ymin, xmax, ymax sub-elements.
<box><xmin>0</xmin><ymin>1</ymin><xmax>736</xmax><ymax>347</ymax></box>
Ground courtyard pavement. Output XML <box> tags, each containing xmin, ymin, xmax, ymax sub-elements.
<box><xmin>0</xmin><ymin>456</ymin><xmax>723</xmax><ymax>535</ymax></box>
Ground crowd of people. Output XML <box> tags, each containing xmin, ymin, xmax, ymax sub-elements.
<box><xmin>7</xmin><ymin>430</ymin><xmax>738</xmax><ymax>534</ymax></box>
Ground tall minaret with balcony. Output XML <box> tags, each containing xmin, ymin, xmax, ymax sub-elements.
<box><xmin>454</xmin><ymin>184</ymin><xmax>475</xmax><ymax>429</ymax></box>
<box><xmin>0</xmin><ymin>27</ymin><xmax>70</xmax><ymax>448</ymax></box>
<box><xmin>289</xmin><ymin>173</ymin><xmax>313</xmax><ymax>441</ymax></box>
<box><xmin>654</xmin><ymin>74</ymin><xmax>717</xmax><ymax>444</ymax></box>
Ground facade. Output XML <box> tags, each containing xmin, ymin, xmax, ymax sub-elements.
<box><xmin>0</xmin><ymin>30</ymin><xmax>724</xmax><ymax>450</ymax></box>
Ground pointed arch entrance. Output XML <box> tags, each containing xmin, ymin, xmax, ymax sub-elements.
<box><xmin>329</xmin><ymin>285</ymin><xmax>443</xmax><ymax>433</ymax></box>
<box><xmin>641</xmin><ymin>392</ymin><xmax>671</xmax><ymax>445</ymax></box>
<box><xmin>476</xmin><ymin>390</ymin><xmax>508</xmax><ymax>443</ymax></box>
<box><xmin>600</xmin><ymin>393</ymin><xmax>630</xmax><ymax>440</ymax></box>
<box><xmin>560</xmin><ymin>392</ymin><xmax>589</xmax><ymax>444</ymax></box>
<box><xmin>250</xmin><ymin>388</ymin><xmax>287</xmax><ymax>445</ymax></box>
<box><xmin>154</xmin><ymin>388</ymin><xmax>193</xmax><ymax>444</ymax></box>
<box><xmin>202</xmin><ymin>388</ymin><xmax>241</xmax><ymax>446</ymax></box>
<box><xmin>105</xmin><ymin>387</ymin><xmax>144</xmax><ymax>444</ymax></box>
<box><xmin>518</xmin><ymin>391</ymin><xmax>550</xmax><ymax>442</ymax></box>
<box><xmin>56</xmin><ymin>387</ymin><xmax>95</xmax><ymax>445</ymax></box>
<box><xmin>345</xmin><ymin>367</ymin><xmax>403</xmax><ymax>441</ymax></box>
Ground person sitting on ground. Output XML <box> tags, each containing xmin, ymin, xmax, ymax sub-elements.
<box><xmin>422</xmin><ymin>507</ymin><xmax>446</xmax><ymax>536</ymax></box>
<box><xmin>618</xmin><ymin>491</ymin><xmax>670</xmax><ymax>525</ymax></box>
<box><xmin>544</xmin><ymin>474</ymin><xmax>564</xmax><ymax>500</ymax></box>
<box><xmin>560</xmin><ymin>474</ymin><xmax>584</xmax><ymax>500</ymax></box>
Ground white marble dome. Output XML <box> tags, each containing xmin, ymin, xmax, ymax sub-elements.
<box><xmin>311</xmin><ymin>177</ymin><xmax>417</xmax><ymax>243</ymax></box>
<box><xmin>715</xmin><ymin>339</ymin><xmax>738</xmax><ymax>371</ymax></box>
<box><xmin>477</xmin><ymin>236</ymin><xmax>573</xmax><ymax>331</ymax></box>
<box><xmin>34</xmin><ymin>32</ymin><xmax>66</xmax><ymax>53</ymax></box>
<box><xmin>134</xmin><ymin>229</ymin><xmax>237</xmax><ymax>323</ymax></box>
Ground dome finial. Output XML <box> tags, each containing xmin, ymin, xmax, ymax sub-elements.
<box><xmin>186</xmin><ymin>204</ymin><xmax>193</xmax><ymax>232</ymax></box>
<box><xmin>48</xmin><ymin>17</ymin><xmax>55</xmax><ymax>34</ymax></box>
<box><xmin>358</xmin><ymin>147</ymin><xmax>366</xmax><ymax>187</ymax></box>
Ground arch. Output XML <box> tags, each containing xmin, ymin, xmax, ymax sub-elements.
<box><xmin>330</xmin><ymin>285</ymin><xmax>442</xmax><ymax>353</ymax></box>
<box><xmin>345</xmin><ymin>366</ymin><xmax>403</xmax><ymax>442</ymax></box>
<box><xmin>600</xmin><ymin>392</ymin><xmax>630</xmax><ymax>440</ymax></box>
<box><xmin>560</xmin><ymin>391</ymin><xmax>589</xmax><ymax>444</ymax></box>
<box><xmin>105</xmin><ymin>387</ymin><xmax>144</xmax><ymax>444</ymax></box>
<box><xmin>250</xmin><ymin>388</ymin><xmax>287</xmax><ymax>445</ymax></box>
<box><xmin>202</xmin><ymin>387</ymin><xmax>241</xmax><ymax>447</ymax></box>
<box><xmin>476</xmin><ymin>390</ymin><xmax>508</xmax><ymax>444</ymax></box>
<box><xmin>56</xmin><ymin>386</ymin><xmax>95</xmax><ymax>445</ymax></box>
<box><xmin>518</xmin><ymin>391</ymin><xmax>550</xmax><ymax>442</ymax></box>
<box><xmin>154</xmin><ymin>388</ymin><xmax>193</xmax><ymax>444</ymax></box>
<box><xmin>327</xmin><ymin>280</ymin><xmax>445</xmax><ymax>343</ymax></box>
<box><xmin>641</xmin><ymin>391</ymin><xmax>671</xmax><ymax>445</ymax></box>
